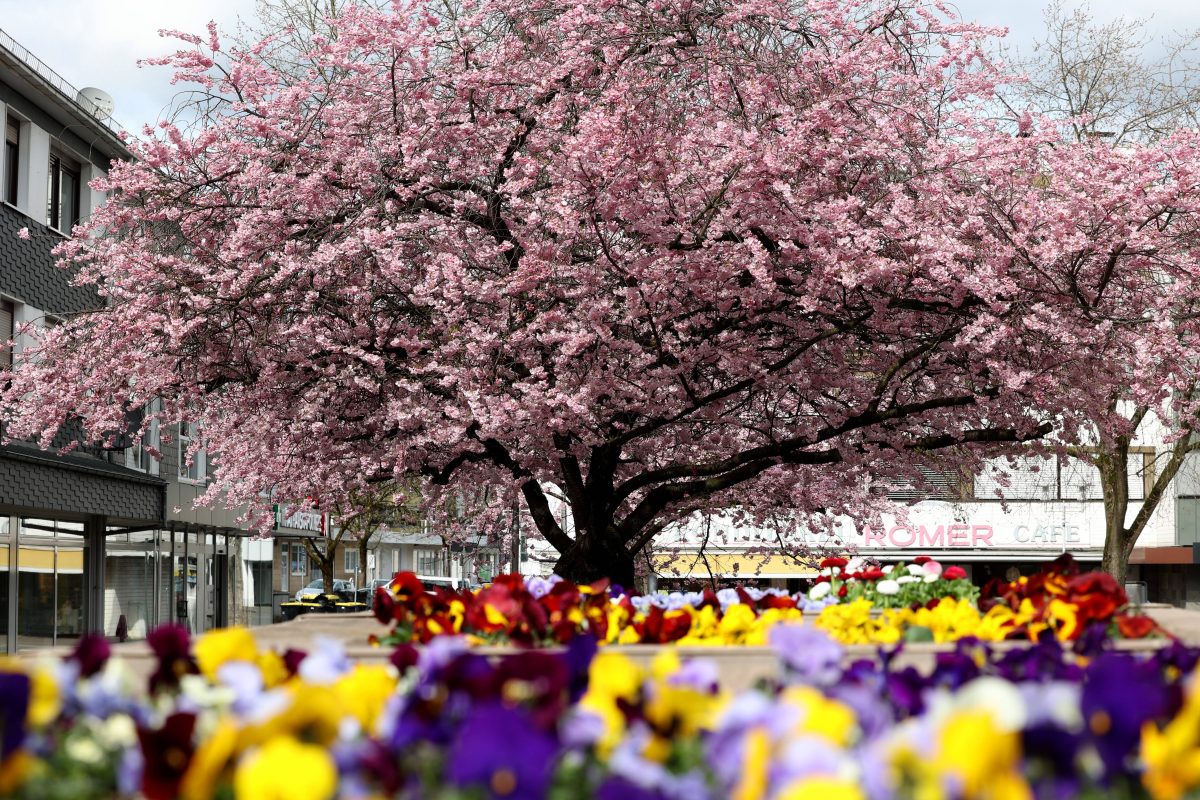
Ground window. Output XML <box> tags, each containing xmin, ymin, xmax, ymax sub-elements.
<box><xmin>344</xmin><ymin>548</ymin><xmax>359</xmax><ymax>575</ymax></box>
<box><xmin>886</xmin><ymin>466</ymin><xmax>967</xmax><ymax>501</ymax></box>
<box><xmin>4</xmin><ymin>117</ymin><xmax>17</xmax><ymax>206</ymax></box>
<box><xmin>126</xmin><ymin>400</ymin><xmax>160</xmax><ymax>474</ymax></box>
<box><xmin>177</xmin><ymin>421</ymin><xmax>206</xmax><ymax>482</ymax></box>
<box><xmin>250</xmin><ymin>561</ymin><xmax>272</xmax><ymax>606</ymax></box>
<box><xmin>973</xmin><ymin>454</ymin><xmax>1149</xmax><ymax>502</ymax></box>
<box><xmin>46</xmin><ymin>151</ymin><xmax>80</xmax><ymax>231</ymax></box>
<box><xmin>0</xmin><ymin>299</ymin><xmax>12</xmax><ymax>370</ymax></box>
<box><xmin>290</xmin><ymin>543</ymin><xmax>308</xmax><ymax>576</ymax></box>
<box><xmin>416</xmin><ymin>546</ymin><xmax>446</xmax><ymax>576</ymax></box>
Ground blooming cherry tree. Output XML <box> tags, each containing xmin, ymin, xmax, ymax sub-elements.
<box><xmin>7</xmin><ymin>0</ymin><xmax>1200</xmax><ymax>584</ymax></box>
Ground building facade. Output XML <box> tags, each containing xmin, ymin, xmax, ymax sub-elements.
<box><xmin>0</xmin><ymin>29</ymin><xmax>273</xmax><ymax>652</ymax></box>
<box><xmin>654</xmin><ymin>418</ymin><xmax>1200</xmax><ymax>605</ymax></box>
<box><xmin>0</xmin><ymin>28</ymin><xmax>167</xmax><ymax>653</ymax></box>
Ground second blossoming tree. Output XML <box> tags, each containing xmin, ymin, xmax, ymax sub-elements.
<box><xmin>7</xmin><ymin>0</ymin><xmax>1200</xmax><ymax>582</ymax></box>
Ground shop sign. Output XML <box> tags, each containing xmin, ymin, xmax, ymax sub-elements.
<box><xmin>669</xmin><ymin>505</ymin><xmax>1107</xmax><ymax>552</ymax></box>
<box><xmin>859</xmin><ymin>523</ymin><xmax>1084</xmax><ymax>548</ymax></box>
<box><xmin>273</xmin><ymin>504</ymin><xmax>325</xmax><ymax>534</ymax></box>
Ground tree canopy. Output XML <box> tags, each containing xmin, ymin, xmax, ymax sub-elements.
<box><xmin>7</xmin><ymin>0</ymin><xmax>1200</xmax><ymax>583</ymax></box>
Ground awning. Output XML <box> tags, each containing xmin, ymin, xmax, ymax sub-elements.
<box><xmin>652</xmin><ymin>553</ymin><xmax>817</xmax><ymax>579</ymax></box>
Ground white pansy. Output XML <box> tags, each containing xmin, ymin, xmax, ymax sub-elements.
<box><xmin>66</xmin><ymin>737</ymin><xmax>105</xmax><ymax>765</ymax></box>
<box><xmin>932</xmin><ymin>677</ymin><xmax>1028</xmax><ymax>732</ymax></box>
<box><xmin>98</xmin><ymin>714</ymin><xmax>137</xmax><ymax>748</ymax></box>
<box><xmin>924</xmin><ymin>573</ymin><xmax>938</xmax><ymax>583</ymax></box>
<box><xmin>876</xmin><ymin>579</ymin><xmax>900</xmax><ymax>596</ymax></box>
<box><xmin>907</xmin><ymin>564</ymin><xmax>926</xmax><ymax>576</ymax></box>
<box><xmin>809</xmin><ymin>582</ymin><xmax>832</xmax><ymax>601</ymax></box>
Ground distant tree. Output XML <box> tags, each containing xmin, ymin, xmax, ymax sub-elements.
<box><xmin>998</xmin><ymin>2</ymin><xmax>1200</xmax><ymax>585</ymax></box>
<box><xmin>9</xmin><ymin>0</ymin><xmax>1200</xmax><ymax>584</ymax></box>
<box><xmin>1001</xmin><ymin>1</ymin><xmax>1200</xmax><ymax>145</ymax></box>
<box><xmin>351</xmin><ymin>480</ymin><xmax>422</xmax><ymax>586</ymax></box>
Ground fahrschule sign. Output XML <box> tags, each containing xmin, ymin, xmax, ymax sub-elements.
<box><xmin>273</xmin><ymin>503</ymin><xmax>326</xmax><ymax>534</ymax></box>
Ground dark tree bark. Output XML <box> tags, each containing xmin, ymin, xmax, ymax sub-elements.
<box><xmin>1095</xmin><ymin>405</ymin><xmax>1194</xmax><ymax>588</ymax></box>
<box><xmin>552</xmin><ymin>536</ymin><xmax>636</xmax><ymax>587</ymax></box>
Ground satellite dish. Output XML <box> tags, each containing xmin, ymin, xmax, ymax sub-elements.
<box><xmin>76</xmin><ymin>87</ymin><xmax>114</xmax><ymax>120</ymax></box>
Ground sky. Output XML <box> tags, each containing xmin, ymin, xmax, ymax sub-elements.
<box><xmin>0</xmin><ymin>0</ymin><xmax>1197</xmax><ymax>133</ymax></box>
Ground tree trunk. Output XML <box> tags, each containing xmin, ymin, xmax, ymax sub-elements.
<box><xmin>1101</xmin><ymin>528</ymin><xmax>1137</xmax><ymax>588</ymax></box>
<box><xmin>1097</xmin><ymin>445</ymin><xmax>1133</xmax><ymax>587</ymax></box>
<box><xmin>553</xmin><ymin>536</ymin><xmax>636</xmax><ymax>587</ymax></box>
<box><xmin>358</xmin><ymin>533</ymin><xmax>372</xmax><ymax>585</ymax></box>
<box><xmin>305</xmin><ymin>539</ymin><xmax>335</xmax><ymax>592</ymax></box>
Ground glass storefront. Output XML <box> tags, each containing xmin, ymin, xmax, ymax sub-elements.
<box><xmin>14</xmin><ymin>519</ymin><xmax>85</xmax><ymax>650</ymax></box>
<box><xmin>104</xmin><ymin>528</ymin><xmax>170</xmax><ymax>641</ymax></box>
<box><xmin>1</xmin><ymin>518</ymin><xmax>264</xmax><ymax>652</ymax></box>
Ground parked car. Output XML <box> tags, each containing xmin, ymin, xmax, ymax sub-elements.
<box><xmin>355</xmin><ymin>578</ymin><xmax>394</xmax><ymax>604</ymax></box>
<box><xmin>294</xmin><ymin>578</ymin><xmax>355</xmax><ymax>602</ymax></box>
<box><xmin>418</xmin><ymin>575</ymin><xmax>460</xmax><ymax>591</ymax></box>
<box><xmin>280</xmin><ymin>578</ymin><xmax>369</xmax><ymax>620</ymax></box>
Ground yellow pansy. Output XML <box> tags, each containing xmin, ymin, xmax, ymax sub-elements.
<box><xmin>194</xmin><ymin>627</ymin><xmax>258</xmax><ymax>680</ymax></box>
<box><xmin>1045</xmin><ymin>599</ymin><xmax>1081</xmax><ymax>641</ymax></box>
<box><xmin>605</xmin><ymin>605</ymin><xmax>631</xmax><ymax>643</ymax></box>
<box><xmin>181</xmin><ymin>718</ymin><xmax>239</xmax><ymax>800</ymax></box>
<box><xmin>28</xmin><ymin>664</ymin><xmax>61</xmax><ymax>728</ymax></box>
<box><xmin>782</xmin><ymin>686</ymin><xmax>857</xmax><ymax>747</ymax></box>
<box><xmin>731</xmin><ymin>727</ymin><xmax>771</xmax><ymax>800</ymax></box>
<box><xmin>233</xmin><ymin>736</ymin><xmax>337</xmax><ymax>800</ymax></box>
<box><xmin>333</xmin><ymin>664</ymin><xmax>398</xmax><ymax>733</ymax></box>
<box><xmin>256</xmin><ymin>650</ymin><xmax>289</xmax><ymax>689</ymax></box>
<box><xmin>447</xmin><ymin>599</ymin><xmax>467</xmax><ymax>632</ymax></box>
<box><xmin>650</xmin><ymin>649</ymin><xmax>682</xmax><ymax>682</ymax></box>
<box><xmin>815</xmin><ymin>600</ymin><xmax>878</xmax><ymax>644</ymax></box>
<box><xmin>744</xmin><ymin>607</ymin><xmax>803</xmax><ymax>646</ymax></box>
<box><xmin>483</xmin><ymin>603</ymin><xmax>508</xmax><ymax>627</ymax></box>
<box><xmin>687</xmin><ymin>605</ymin><xmax>721</xmax><ymax>640</ymax></box>
<box><xmin>579</xmin><ymin>652</ymin><xmax>642</xmax><ymax>755</ymax></box>
<box><xmin>908</xmin><ymin>598</ymin><xmax>989</xmax><ymax>643</ymax></box>
<box><xmin>617</xmin><ymin>625</ymin><xmax>642</xmax><ymax>644</ymax></box>
<box><xmin>1142</xmin><ymin>681</ymin><xmax>1200</xmax><ymax>799</ymax></box>
<box><xmin>933</xmin><ymin>710</ymin><xmax>1031</xmax><ymax>800</ymax></box>
<box><xmin>776</xmin><ymin>776</ymin><xmax>865</xmax><ymax>800</ymax></box>
<box><xmin>235</xmin><ymin>684</ymin><xmax>343</xmax><ymax>751</ymax></box>
<box><xmin>718</xmin><ymin>604</ymin><xmax>758</xmax><ymax>643</ymax></box>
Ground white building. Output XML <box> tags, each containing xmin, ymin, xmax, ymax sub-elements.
<box><xmin>652</xmin><ymin>417</ymin><xmax>1200</xmax><ymax>606</ymax></box>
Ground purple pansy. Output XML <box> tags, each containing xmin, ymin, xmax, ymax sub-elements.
<box><xmin>445</xmin><ymin>703</ymin><xmax>558</xmax><ymax>800</ymax></box>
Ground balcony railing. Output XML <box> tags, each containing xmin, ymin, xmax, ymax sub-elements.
<box><xmin>0</xmin><ymin>27</ymin><xmax>125</xmax><ymax>137</ymax></box>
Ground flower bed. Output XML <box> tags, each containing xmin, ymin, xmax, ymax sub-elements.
<box><xmin>0</xmin><ymin>618</ymin><xmax>1196</xmax><ymax>799</ymax></box>
<box><xmin>373</xmin><ymin>555</ymin><xmax>1157</xmax><ymax>648</ymax></box>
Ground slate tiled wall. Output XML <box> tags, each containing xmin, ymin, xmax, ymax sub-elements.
<box><xmin>0</xmin><ymin>202</ymin><xmax>99</xmax><ymax>313</ymax></box>
<box><xmin>0</xmin><ymin>453</ymin><xmax>162</xmax><ymax>521</ymax></box>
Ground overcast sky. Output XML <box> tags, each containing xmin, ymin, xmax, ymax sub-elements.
<box><xmin>0</xmin><ymin>0</ymin><xmax>1197</xmax><ymax>133</ymax></box>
